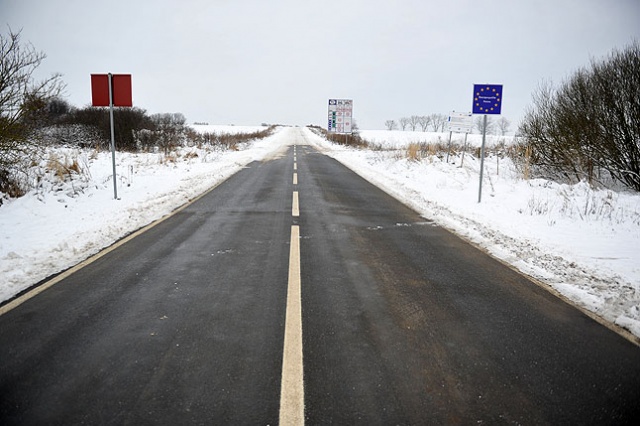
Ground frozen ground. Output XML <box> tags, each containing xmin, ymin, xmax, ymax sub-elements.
<box><xmin>1</xmin><ymin>126</ymin><xmax>638</xmax><ymax>341</ymax></box>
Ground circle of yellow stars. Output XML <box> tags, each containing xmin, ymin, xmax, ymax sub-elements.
<box><xmin>474</xmin><ymin>86</ymin><xmax>501</xmax><ymax>112</ymax></box>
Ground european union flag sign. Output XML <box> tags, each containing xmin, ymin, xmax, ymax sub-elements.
<box><xmin>472</xmin><ymin>84</ymin><xmax>503</xmax><ymax>114</ymax></box>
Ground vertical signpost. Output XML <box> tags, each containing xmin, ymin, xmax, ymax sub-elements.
<box><xmin>91</xmin><ymin>74</ymin><xmax>132</xmax><ymax>200</ymax></box>
<box><xmin>446</xmin><ymin>111</ymin><xmax>474</xmax><ymax>163</ymax></box>
<box><xmin>472</xmin><ymin>84</ymin><xmax>503</xmax><ymax>203</ymax></box>
<box><xmin>328</xmin><ymin>99</ymin><xmax>353</xmax><ymax>134</ymax></box>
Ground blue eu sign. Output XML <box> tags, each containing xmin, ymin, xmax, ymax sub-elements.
<box><xmin>472</xmin><ymin>84</ymin><xmax>503</xmax><ymax>114</ymax></box>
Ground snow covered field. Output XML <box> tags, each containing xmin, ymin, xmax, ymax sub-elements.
<box><xmin>360</xmin><ymin>129</ymin><xmax>510</xmax><ymax>149</ymax></box>
<box><xmin>1</xmin><ymin>126</ymin><xmax>639</xmax><ymax>341</ymax></box>
<box><xmin>191</xmin><ymin>124</ymin><xmax>269</xmax><ymax>135</ymax></box>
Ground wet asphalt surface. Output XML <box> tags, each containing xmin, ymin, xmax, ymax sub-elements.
<box><xmin>1</xmin><ymin>131</ymin><xmax>639</xmax><ymax>425</ymax></box>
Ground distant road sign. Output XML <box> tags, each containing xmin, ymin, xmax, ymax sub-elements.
<box><xmin>447</xmin><ymin>111</ymin><xmax>473</xmax><ymax>133</ymax></box>
<box><xmin>472</xmin><ymin>84</ymin><xmax>502</xmax><ymax>115</ymax></box>
<box><xmin>328</xmin><ymin>99</ymin><xmax>353</xmax><ymax>133</ymax></box>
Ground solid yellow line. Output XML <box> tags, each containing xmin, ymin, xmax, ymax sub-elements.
<box><xmin>292</xmin><ymin>191</ymin><xmax>299</xmax><ymax>217</ymax></box>
<box><xmin>293</xmin><ymin>173</ymin><xmax>298</xmax><ymax>185</ymax></box>
<box><xmin>279</xmin><ymin>225</ymin><xmax>304</xmax><ymax>425</ymax></box>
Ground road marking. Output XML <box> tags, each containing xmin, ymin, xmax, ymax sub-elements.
<box><xmin>294</xmin><ymin>163</ymin><xmax>297</xmax><ymax>171</ymax></box>
<box><xmin>279</xmin><ymin>225</ymin><xmax>304</xmax><ymax>425</ymax></box>
<box><xmin>293</xmin><ymin>173</ymin><xmax>298</xmax><ymax>185</ymax></box>
<box><xmin>292</xmin><ymin>191</ymin><xmax>299</xmax><ymax>217</ymax></box>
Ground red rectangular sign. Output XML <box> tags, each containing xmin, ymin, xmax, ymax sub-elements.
<box><xmin>91</xmin><ymin>74</ymin><xmax>110</xmax><ymax>107</ymax></box>
<box><xmin>112</xmin><ymin>74</ymin><xmax>132</xmax><ymax>107</ymax></box>
<box><xmin>91</xmin><ymin>74</ymin><xmax>132</xmax><ymax>107</ymax></box>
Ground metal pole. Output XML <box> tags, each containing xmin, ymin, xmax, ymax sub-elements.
<box><xmin>445</xmin><ymin>131</ymin><xmax>453</xmax><ymax>163</ymax></box>
<box><xmin>478</xmin><ymin>114</ymin><xmax>487</xmax><ymax>203</ymax></box>
<box><xmin>108</xmin><ymin>73</ymin><xmax>118</xmax><ymax>200</ymax></box>
<box><xmin>460</xmin><ymin>132</ymin><xmax>469</xmax><ymax>167</ymax></box>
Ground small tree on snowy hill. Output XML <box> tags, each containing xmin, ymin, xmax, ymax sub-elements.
<box><xmin>0</xmin><ymin>29</ymin><xmax>64</xmax><ymax>196</ymax></box>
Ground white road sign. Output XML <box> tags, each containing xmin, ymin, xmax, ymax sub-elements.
<box><xmin>328</xmin><ymin>99</ymin><xmax>353</xmax><ymax>133</ymax></box>
<box><xmin>447</xmin><ymin>111</ymin><xmax>474</xmax><ymax>133</ymax></box>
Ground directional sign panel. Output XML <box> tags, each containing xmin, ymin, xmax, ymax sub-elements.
<box><xmin>328</xmin><ymin>99</ymin><xmax>353</xmax><ymax>133</ymax></box>
<box><xmin>472</xmin><ymin>84</ymin><xmax>502</xmax><ymax>115</ymax></box>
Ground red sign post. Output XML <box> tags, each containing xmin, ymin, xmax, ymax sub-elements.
<box><xmin>91</xmin><ymin>73</ymin><xmax>132</xmax><ymax>199</ymax></box>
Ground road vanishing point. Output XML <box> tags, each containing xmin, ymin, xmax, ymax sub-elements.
<box><xmin>1</xmin><ymin>127</ymin><xmax>639</xmax><ymax>425</ymax></box>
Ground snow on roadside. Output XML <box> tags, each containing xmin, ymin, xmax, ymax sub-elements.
<box><xmin>360</xmin><ymin>129</ymin><xmax>512</xmax><ymax>149</ymax></box>
<box><xmin>0</xmin><ymin>126</ymin><xmax>293</xmax><ymax>302</ymax></box>
<box><xmin>2</xmin><ymin>125</ymin><xmax>639</xmax><ymax>341</ymax></box>
<box><xmin>190</xmin><ymin>124</ymin><xmax>268</xmax><ymax>135</ymax></box>
<box><xmin>303</xmin><ymin>127</ymin><xmax>640</xmax><ymax>339</ymax></box>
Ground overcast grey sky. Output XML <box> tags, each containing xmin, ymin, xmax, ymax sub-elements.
<box><xmin>3</xmin><ymin>0</ymin><xmax>640</xmax><ymax>130</ymax></box>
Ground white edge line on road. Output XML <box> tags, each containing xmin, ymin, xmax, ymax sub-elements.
<box><xmin>279</xmin><ymin>225</ymin><xmax>305</xmax><ymax>425</ymax></box>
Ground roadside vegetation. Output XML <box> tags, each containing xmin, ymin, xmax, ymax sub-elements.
<box><xmin>0</xmin><ymin>29</ymin><xmax>274</xmax><ymax>202</ymax></box>
<box><xmin>514</xmin><ymin>41</ymin><xmax>640</xmax><ymax>192</ymax></box>
<box><xmin>352</xmin><ymin>42</ymin><xmax>640</xmax><ymax>193</ymax></box>
<box><xmin>307</xmin><ymin>125</ymin><xmax>370</xmax><ymax>149</ymax></box>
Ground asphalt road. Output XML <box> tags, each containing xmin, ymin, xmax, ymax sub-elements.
<box><xmin>1</xmin><ymin>128</ymin><xmax>639</xmax><ymax>425</ymax></box>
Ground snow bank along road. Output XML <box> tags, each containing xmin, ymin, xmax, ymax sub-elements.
<box><xmin>1</xmin><ymin>128</ymin><xmax>639</xmax><ymax>424</ymax></box>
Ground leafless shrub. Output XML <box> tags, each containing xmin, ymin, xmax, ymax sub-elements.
<box><xmin>200</xmin><ymin>126</ymin><xmax>275</xmax><ymax>150</ymax></box>
<box><xmin>516</xmin><ymin>41</ymin><xmax>640</xmax><ymax>191</ymax></box>
<box><xmin>310</xmin><ymin>126</ymin><xmax>369</xmax><ymax>148</ymax></box>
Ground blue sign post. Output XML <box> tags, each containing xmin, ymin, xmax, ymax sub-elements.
<box><xmin>473</xmin><ymin>84</ymin><xmax>503</xmax><ymax>203</ymax></box>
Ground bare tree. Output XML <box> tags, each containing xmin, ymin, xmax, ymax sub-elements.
<box><xmin>384</xmin><ymin>119</ymin><xmax>397</xmax><ymax>130</ymax></box>
<box><xmin>474</xmin><ymin>115</ymin><xmax>495</xmax><ymax>134</ymax></box>
<box><xmin>517</xmin><ymin>41</ymin><xmax>640</xmax><ymax>190</ymax></box>
<box><xmin>1</xmin><ymin>28</ymin><xmax>64</xmax><ymax>170</ymax></box>
<box><xmin>430</xmin><ymin>113</ymin><xmax>448</xmax><ymax>132</ymax></box>
<box><xmin>351</xmin><ymin>119</ymin><xmax>360</xmax><ymax>135</ymax></box>
<box><xmin>497</xmin><ymin>117</ymin><xmax>511</xmax><ymax>135</ymax></box>
<box><xmin>418</xmin><ymin>115</ymin><xmax>431</xmax><ymax>132</ymax></box>
<box><xmin>409</xmin><ymin>115</ymin><xmax>420</xmax><ymax>131</ymax></box>
<box><xmin>399</xmin><ymin>117</ymin><xmax>409</xmax><ymax>131</ymax></box>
